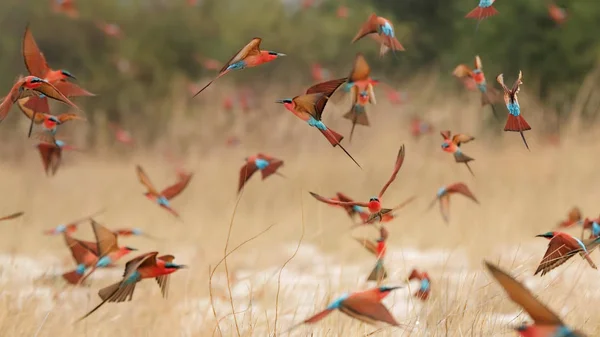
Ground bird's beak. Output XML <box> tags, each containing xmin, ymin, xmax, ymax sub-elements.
<box><xmin>274</xmin><ymin>99</ymin><xmax>285</xmax><ymax>104</ymax></box>
<box><xmin>534</xmin><ymin>234</ymin><xmax>545</xmax><ymax>238</ymax></box>
<box><xmin>177</xmin><ymin>264</ymin><xmax>188</xmax><ymax>269</ymax></box>
<box><xmin>388</xmin><ymin>286</ymin><xmax>403</xmax><ymax>291</ymax></box>
<box><xmin>67</xmin><ymin>74</ymin><xmax>77</xmax><ymax>81</ymax></box>
<box><xmin>277</xmin><ymin>53</ymin><xmax>286</xmax><ymax>57</ymax></box>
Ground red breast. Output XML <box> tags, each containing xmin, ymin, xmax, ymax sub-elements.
<box><xmin>368</xmin><ymin>200</ymin><xmax>381</xmax><ymax>212</ymax></box>
<box><xmin>472</xmin><ymin>72</ymin><xmax>485</xmax><ymax>84</ymax></box>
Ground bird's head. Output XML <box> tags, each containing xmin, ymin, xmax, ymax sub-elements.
<box><xmin>165</xmin><ymin>262</ymin><xmax>187</xmax><ymax>269</ymax></box>
<box><xmin>262</xmin><ymin>50</ymin><xmax>286</xmax><ymax>62</ymax></box>
<box><xmin>60</xmin><ymin>70</ymin><xmax>77</xmax><ymax>80</ymax></box>
<box><xmin>275</xmin><ymin>98</ymin><xmax>294</xmax><ymax>111</ymax></box>
<box><xmin>369</xmin><ymin>197</ymin><xmax>379</xmax><ymax>203</ymax></box>
<box><xmin>29</xmin><ymin>76</ymin><xmax>45</xmax><ymax>84</ymax></box>
<box><xmin>48</xmin><ymin>115</ymin><xmax>60</xmax><ymax>124</ymax></box>
<box><xmin>514</xmin><ymin>324</ymin><xmax>529</xmax><ymax>332</ymax></box>
<box><xmin>535</xmin><ymin>231</ymin><xmax>555</xmax><ymax>239</ymax></box>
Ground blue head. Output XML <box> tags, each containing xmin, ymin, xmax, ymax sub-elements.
<box><xmin>30</xmin><ymin>77</ymin><xmax>44</xmax><ymax>84</ymax></box>
<box><xmin>60</xmin><ymin>70</ymin><xmax>76</xmax><ymax>80</ymax></box>
<box><xmin>48</xmin><ymin>115</ymin><xmax>60</xmax><ymax>124</ymax></box>
<box><xmin>275</xmin><ymin>98</ymin><xmax>293</xmax><ymax>104</ymax></box>
<box><xmin>378</xmin><ymin>285</ymin><xmax>402</xmax><ymax>293</ymax></box>
<box><xmin>326</xmin><ymin>293</ymin><xmax>349</xmax><ymax>310</ymax></box>
<box><xmin>254</xmin><ymin>158</ymin><xmax>269</xmax><ymax>170</ymax></box>
<box><xmin>369</xmin><ymin>196</ymin><xmax>379</xmax><ymax>203</ymax></box>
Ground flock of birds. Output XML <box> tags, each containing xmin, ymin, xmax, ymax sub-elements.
<box><xmin>0</xmin><ymin>1</ymin><xmax>590</xmax><ymax>336</ymax></box>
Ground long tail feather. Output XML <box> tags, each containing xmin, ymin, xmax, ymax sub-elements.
<box><xmin>348</xmin><ymin>118</ymin><xmax>357</xmax><ymax>143</ymax></box>
<box><xmin>337</xmin><ymin>143</ymin><xmax>362</xmax><ymax>169</ymax></box>
<box><xmin>28</xmin><ymin>111</ymin><xmax>36</xmax><ymax>138</ymax></box>
<box><xmin>520</xmin><ymin>131</ymin><xmax>530</xmax><ymax>151</ymax></box>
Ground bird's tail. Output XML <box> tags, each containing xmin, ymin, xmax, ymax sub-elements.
<box><xmin>260</xmin><ymin>161</ymin><xmax>284</xmax><ymax>180</ymax></box>
<box><xmin>414</xmin><ymin>289</ymin><xmax>430</xmax><ymax>301</ymax></box>
<box><xmin>454</xmin><ymin>152</ymin><xmax>474</xmax><ymax>164</ymax></box>
<box><xmin>343</xmin><ymin>105</ymin><xmax>370</xmax><ymax>143</ymax></box>
<box><xmin>62</xmin><ymin>269</ymin><xmax>84</xmax><ymax>285</ymax></box>
<box><xmin>318</xmin><ymin>127</ymin><xmax>344</xmax><ymax>147</ymax></box>
<box><xmin>580</xmin><ymin>252</ymin><xmax>597</xmax><ymax>269</ymax></box>
<box><xmin>504</xmin><ymin>115</ymin><xmax>531</xmax><ymax>150</ymax></box>
<box><xmin>367</xmin><ymin>260</ymin><xmax>388</xmax><ymax>284</ymax></box>
<box><xmin>465</xmin><ymin>6</ymin><xmax>499</xmax><ymax>19</ymax></box>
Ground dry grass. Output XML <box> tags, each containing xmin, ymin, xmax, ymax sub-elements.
<box><xmin>1</xmin><ymin>76</ymin><xmax>600</xmax><ymax>336</ymax></box>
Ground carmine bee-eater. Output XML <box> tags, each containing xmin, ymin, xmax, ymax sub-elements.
<box><xmin>465</xmin><ymin>0</ymin><xmax>499</xmax><ymax>30</ymax></box>
<box><xmin>534</xmin><ymin>231</ymin><xmax>598</xmax><ymax>276</ymax></box>
<box><xmin>77</xmin><ymin>251</ymin><xmax>186</xmax><ymax>321</ymax></box>
<box><xmin>407</xmin><ymin>269</ymin><xmax>431</xmax><ymax>301</ymax></box>
<box><xmin>0</xmin><ymin>212</ymin><xmax>24</xmax><ymax>223</ymax></box>
<box><xmin>0</xmin><ymin>76</ymin><xmax>80</xmax><ymax>125</ymax></box>
<box><xmin>497</xmin><ymin>71</ymin><xmax>531</xmax><ymax>150</ymax></box>
<box><xmin>238</xmin><ymin>153</ymin><xmax>285</xmax><ymax>193</ymax></box>
<box><xmin>440</xmin><ymin>130</ymin><xmax>476</xmax><ymax>176</ymax></box>
<box><xmin>193</xmin><ymin>38</ymin><xmax>285</xmax><ymax>97</ymax></box>
<box><xmin>547</xmin><ymin>1</ymin><xmax>568</xmax><ymax>26</ymax></box>
<box><xmin>452</xmin><ymin>56</ymin><xmax>500</xmax><ymax>119</ymax></box>
<box><xmin>355</xmin><ymin>226</ymin><xmax>389</xmax><ymax>285</ymax></box>
<box><xmin>343</xmin><ymin>53</ymin><xmax>379</xmax><ymax>142</ymax></box>
<box><xmin>136</xmin><ymin>165</ymin><xmax>193</xmax><ymax>218</ymax></box>
<box><xmin>51</xmin><ymin>0</ymin><xmax>79</xmax><ymax>18</ymax></box>
<box><xmin>62</xmin><ymin>233</ymin><xmax>100</xmax><ymax>284</ymax></box>
<box><xmin>108</xmin><ymin>122</ymin><xmax>135</xmax><ymax>146</ymax></box>
<box><xmin>281</xmin><ymin>285</ymin><xmax>404</xmax><ymax>334</ymax></box>
<box><xmin>18</xmin><ymin>97</ymin><xmax>84</xmax><ymax>136</ymax></box>
<box><xmin>352</xmin><ymin>14</ymin><xmax>405</xmax><ymax>55</ymax></box>
<box><xmin>427</xmin><ymin>182</ymin><xmax>479</xmax><ymax>224</ymax></box>
<box><xmin>36</xmin><ymin>138</ymin><xmax>76</xmax><ymax>176</ymax></box>
<box><xmin>484</xmin><ymin>261</ymin><xmax>588</xmax><ymax>337</ymax></box>
<box><xmin>76</xmin><ymin>219</ymin><xmax>137</xmax><ymax>285</ymax></box>
<box><xmin>556</xmin><ymin>207</ymin><xmax>582</xmax><ymax>228</ymax></box>
<box><xmin>276</xmin><ymin>78</ymin><xmax>362</xmax><ymax>168</ymax></box>
<box><xmin>311</xmin><ymin>63</ymin><xmax>331</xmax><ymax>83</ymax></box>
<box><xmin>580</xmin><ymin>216</ymin><xmax>600</xmax><ymax>240</ymax></box>
<box><xmin>95</xmin><ymin>21</ymin><xmax>123</xmax><ymax>39</ymax></box>
<box><xmin>410</xmin><ymin>116</ymin><xmax>433</xmax><ymax>140</ymax></box>
<box><xmin>43</xmin><ymin>209</ymin><xmax>106</xmax><ymax>235</ymax></box>
<box><xmin>310</xmin><ymin>145</ymin><xmax>415</xmax><ymax>224</ymax></box>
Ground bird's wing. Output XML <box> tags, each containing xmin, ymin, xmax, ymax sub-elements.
<box><xmin>292</xmin><ymin>93</ymin><xmax>326</xmax><ymax>120</ymax></box>
<box><xmin>78</xmin><ymin>239</ymin><xmax>100</xmax><ymax>256</ymax></box>
<box><xmin>342</xmin><ymin>295</ymin><xmax>400</xmax><ymax>326</ymax></box>
<box><xmin>33</xmin><ymin>81</ymin><xmax>80</xmax><ymax>110</ymax></box>
<box><xmin>440</xmin><ymin>130</ymin><xmax>452</xmax><ymax>140</ymax></box>
<box><xmin>485</xmin><ymin>261</ymin><xmax>564</xmax><ymax>326</ymax></box>
<box><xmin>568</xmin><ymin>207</ymin><xmax>582</xmax><ymax>222</ymax></box>
<box><xmin>136</xmin><ymin>165</ymin><xmax>160</xmax><ymax>196</ymax></box>
<box><xmin>452</xmin><ymin>64</ymin><xmax>473</xmax><ymax>79</ymax></box>
<box><xmin>90</xmin><ymin>219</ymin><xmax>119</xmax><ymax>256</ymax></box>
<box><xmin>378</xmin><ymin>144</ymin><xmax>405</xmax><ymax>198</ymax></box>
<box><xmin>122</xmin><ymin>252</ymin><xmax>159</xmax><ymax>279</ymax></box>
<box><xmin>53</xmin><ymin>81</ymin><xmax>95</xmax><ymax>97</ymax></box>
<box><xmin>511</xmin><ymin>70</ymin><xmax>523</xmax><ymax>95</ymax></box>
<box><xmin>161</xmin><ymin>172</ymin><xmax>193</xmax><ymax>200</ymax></box>
<box><xmin>22</xmin><ymin>25</ymin><xmax>50</xmax><ymax>78</ymax></box>
<box><xmin>16</xmin><ymin>97</ymin><xmax>45</xmax><ymax>122</ymax></box>
<box><xmin>238</xmin><ymin>161</ymin><xmax>259</xmax><ymax>193</ymax></box>
<box><xmin>306</xmin><ymin>77</ymin><xmax>348</xmax><ymax>117</ymax></box>
<box><xmin>496</xmin><ymin>73</ymin><xmax>511</xmax><ymax>94</ymax></box>
<box><xmin>439</xmin><ymin>194</ymin><xmax>450</xmax><ymax>223</ymax></box>
<box><xmin>155</xmin><ymin>255</ymin><xmax>175</xmax><ymax>298</ymax></box>
<box><xmin>36</xmin><ymin>143</ymin><xmax>53</xmax><ymax>175</ymax></box>
<box><xmin>49</xmin><ymin>146</ymin><xmax>62</xmax><ymax>176</ymax></box>
<box><xmin>446</xmin><ymin>183</ymin><xmax>479</xmax><ymax>204</ymax></box>
<box><xmin>309</xmin><ymin>192</ymin><xmax>369</xmax><ymax>207</ymax></box>
<box><xmin>348</xmin><ymin>53</ymin><xmax>371</xmax><ymax>82</ymax></box>
<box><xmin>452</xmin><ymin>134</ymin><xmax>475</xmax><ymax>147</ymax></box>
<box><xmin>351</xmin><ymin>14</ymin><xmax>379</xmax><ymax>43</ymax></box>
<box><xmin>354</xmin><ymin>237</ymin><xmax>378</xmax><ymax>255</ymax></box>
<box><xmin>535</xmin><ymin>236</ymin><xmax>580</xmax><ymax>276</ymax></box>
<box><xmin>58</xmin><ymin>113</ymin><xmax>85</xmax><ymax>123</ymax></box>
<box><xmin>219</xmin><ymin>37</ymin><xmax>262</xmax><ymax>73</ymax></box>
<box><xmin>474</xmin><ymin>55</ymin><xmax>483</xmax><ymax>71</ymax></box>
<box><xmin>63</xmin><ymin>233</ymin><xmax>94</xmax><ymax>265</ymax></box>
<box><xmin>0</xmin><ymin>211</ymin><xmax>23</xmax><ymax>222</ymax></box>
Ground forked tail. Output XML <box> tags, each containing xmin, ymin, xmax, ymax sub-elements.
<box><xmin>318</xmin><ymin>127</ymin><xmax>344</xmax><ymax>147</ymax></box>
<box><xmin>62</xmin><ymin>270</ymin><xmax>84</xmax><ymax>285</ymax></box>
<box><xmin>343</xmin><ymin>106</ymin><xmax>370</xmax><ymax>143</ymax></box>
<box><xmin>504</xmin><ymin>114</ymin><xmax>531</xmax><ymax>151</ymax></box>
<box><xmin>367</xmin><ymin>260</ymin><xmax>388</xmax><ymax>284</ymax></box>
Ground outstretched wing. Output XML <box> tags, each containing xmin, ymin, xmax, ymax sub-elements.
<box><xmin>378</xmin><ymin>144</ymin><xmax>405</xmax><ymax>198</ymax></box>
<box><xmin>535</xmin><ymin>236</ymin><xmax>580</xmax><ymax>276</ymax></box>
<box><xmin>440</xmin><ymin>130</ymin><xmax>451</xmax><ymax>140</ymax></box>
<box><xmin>58</xmin><ymin>113</ymin><xmax>85</xmax><ymax>123</ymax></box>
<box><xmin>292</xmin><ymin>93</ymin><xmax>325</xmax><ymax>120</ymax></box>
<box><xmin>474</xmin><ymin>55</ymin><xmax>483</xmax><ymax>71</ymax></box>
<box><xmin>452</xmin><ymin>64</ymin><xmax>473</xmax><ymax>79</ymax></box>
<box><xmin>511</xmin><ymin>70</ymin><xmax>523</xmax><ymax>95</ymax></box>
<box><xmin>496</xmin><ymin>73</ymin><xmax>510</xmax><ymax>94</ymax></box>
<box><xmin>161</xmin><ymin>173</ymin><xmax>193</xmax><ymax>200</ymax></box>
<box><xmin>446</xmin><ymin>183</ymin><xmax>479</xmax><ymax>204</ymax></box>
<box><xmin>341</xmin><ymin>294</ymin><xmax>400</xmax><ymax>326</ymax></box>
<box><xmin>33</xmin><ymin>81</ymin><xmax>80</xmax><ymax>110</ymax></box>
<box><xmin>309</xmin><ymin>192</ymin><xmax>369</xmax><ymax>207</ymax></box>
<box><xmin>238</xmin><ymin>161</ymin><xmax>259</xmax><ymax>193</ymax></box>
<box><xmin>219</xmin><ymin>38</ymin><xmax>262</xmax><ymax>73</ymax></box>
<box><xmin>0</xmin><ymin>211</ymin><xmax>24</xmax><ymax>222</ymax></box>
<box><xmin>485</xmin><ymin>261</ymin><xmax>564</xmax><ymax>326</ymax></box>
<box><xmin>349</xmin><ymin>53</ymin><xmax>371</xmax><ymax>82</ymax></box>
<box><xmin>136</xmin><ymin>165</ymin><xmax>160</xmax><ymax>196</ymax></box>
<box><xmin>22</xmin><ymin>25</ymin><xmax>50</xmax><ymax>78</ymax></box>
<box><xmin>90</xmin><ymin>219</ymin><xmax>119</xmax><ymax>256</ymax></box>
<box><xmin>351</xmin><ymin>14</ymin><xmax>379</xmax><ymax>43</ymax></box>
<box><xmin>306</xmin><ymin>77</ymin><xmax>348</xmax><ymax>117</ymax></box>
<box><xmin>155</xmin><ymin>255</ymin><xmax>175</xmax><ymax>298</ymax></box>
<box><xmin>17</xmin><ymin>97</ymin><xmax>45</xmax><ymax>123</ymax></box>
<box><xmin>53</xmin><ymin>81</ymin><xmax>95</xmax><ymax>97</ymax></box>
<box><xmin>452</xmin><ymin>134</ymin><xmax>475</xmax><ymax>147</ymax></box>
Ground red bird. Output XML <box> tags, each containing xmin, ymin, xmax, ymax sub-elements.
<box><xmin>43</xmin><ymin>209</ymin><xmax>106</xmax><ymax>236</ymax></box>
<box><xmin>18</xmin><ymin>97</ymin><xmax>84</xmax><ymax>137</ymax></box>
<box><xmin>108</xmin><ymin>122</ymin><xmax>135</xmax><ymax>146</ymax></box>
<box><xmin>77</xmin><ymin>251</ymin><xmax>186</xmax><ymax>321</ymax></box>
<box><xmin>497</xmin><ymin>71</ymin><xmax>531</xmax><ymax>150</ymax></box>
<box><xmin>238</xmin><ymin>153</ymin><xmax>285</xmax><ymax>193</ymax></box>
<box><xmin>556</xmin><ymin>207</ymin><xmax>582</xmax><ymax>228</ymax></box>
<box><xmin>355</xmin><ymin>226</ymin><xmax>389</xmax><ymax>284</ymax></box>
<box><xmin>51</xmin><ymin>0</ymin><xmax>79</xmax><ymax>18</ymax></box>
<box><xmin>407</xmin><ymin>269</ymin><xmax>431</xmax><ymax>301</ymax></box>
<box><xmin>337</xmin><ymin>5</ymin><xmax>349</xmax><ymax>18</ymax></box>
<box><xmin>548</xmin><ymin>2</ymin><xmax>568</xmax><ymax>25</ymax></box>
<box><xmin>534</xmin><ymin>231</ymin><xmax>597</xmax><ymax>276</ymax></box>
<box><xmin>352</xmin><ymin>14</ymin><xmax>405</xmax><ymax>55</ymax></box>
<box><xmin>62</xmin><ymin>233</ymin><xmax>100</xmax><ymax>284</ymax></box>
<box><xmin>95</xmin><ymin>21</ymin><xmax>123</xmax><ymax>39</ymax></box>
<box><xmin>440</xmin><ymin>130</ymin><xmax>475</xmax><ymax>176</ymax></box>
<box><xmin>310</xmin><ymin>145</ymin><xmax>414</xmax><ymax>224</ymax></box>
<box><xmin>465</xmin><ymin>0</ymin><xmax>499</xmax><ymax>27</ymax></box>
<box><xmin>328</xmin><ymin>192</ymin><xmax>370</xmax><ymax>223</ymax></box>
<box><xmin>36</xmin><ymin>139</ymin><xmax>77</xmax><ymax>177</ymax></box>
<box><xmin>135</xmin><ymin>165</ymin><xmax>193</xmax><ymax>218</ymax></box>
<box><xmin>410</xmin><ymin>117</ymin><xmax>433</xmax><ymax>140</ymax></box>
<box><xmin>428</xmin><ymin>182</ymin><xmax>479</xmax><ymax>224</ymax></box>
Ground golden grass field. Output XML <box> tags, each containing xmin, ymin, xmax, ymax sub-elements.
<box><xmin>1</xmin><ymin>77</ymin><xmax>600</xmax><ymax>336</ymax></box>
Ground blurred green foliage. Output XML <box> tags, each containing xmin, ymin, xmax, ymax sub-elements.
<box><xmin>0</xmin><ymin>0</ymin><xmax>597</xmax><ymax>126</ymax></box>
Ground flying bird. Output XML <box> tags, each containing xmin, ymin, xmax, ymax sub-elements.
<box><xmin>407</xmin><ymin>269</ymin><xmax>431</xmax><ymax>301</ymax></box>
<box><xmin>43</xmin><ymin>209</ymin><xmax>106</xmax><ymax>235</ymax></box>
<box><xmin>343</xmin><ymin>53</ymin><xmax>379</xmax><ymax>142</ymax></box>
<box><xmin>534</xmin><ymin>231</ymin><xmax>598</xmax><ymax>276</ymax></box>
<box><xmin>18</xmin><ymin>97</ymin><xmax>84</xmax><ymax>137</ymax></box>
<box><xmin>76</xmin><ymin>219</ymin><xmax>137</xmax><ymax>285</ymax></box>
<box><xmin>108</xmin><ymin>122</ymin><xmax>135</xmax><ymax>146</ymax></box>
<box><xmin>352</xmin><ymin>14</ymin><xmax>405</xmax><ymax>55</ymax></box>
<box><xmin>440</xmin><ymin>130</ymin><xmax>475</xmax><ymax>176</ymax></box>
<box><xmin>136</xmin><ymin>165</ymin><xmax>193</xmax><ymax>218</ymax></box>
<box><xmin>52</xmin><ymin>0</ymin><xmax>79</xmax><ymax>18</ymax></box>
<box><xmin>238</xmin><ymin>153</ymin><xmax>284</xmax><ymax>193</ymax></box>
<box><xmin>580</xmin><ymin>217</ymin><xmax>600</xmax><ymax>240</ymax></box>
<box><xmin>193</xmin><ymin>38</ymin><xmax>285</xmax><ymax>97</ymax></box>
<box><xmin>547</xmin><ymin>2</ymin><xmax>567</xmax><ymax>25</ymax></box>
<box><xmin>36</xmin><ymin>139</ymin><xmax>76</xmax><ymax>176</ymax></box>
<box><xmin>281</xmin><ymin>286</ymin><xmax>403</xmax><ymax>334</ymax></box>
<box><xmin>484</xmin><ymin>261</ymin><xmax>588</xmax><ymax>337</ymax></box>
<box><xmin>452</xmin><ymin>56</ymin><xmax>499</xmax><ymax>119</ymax></box>
<box><xmin>0</xmin><ymin>76</ymin><xmax>80</xmax><ymax>125</ymax></box>
<box><xmin>410</xmin><ymin>117</ymin><xmax>433</xmax><ymax>140</ymax></box>
<box><xmin>95</xmin><ymin>21</ymin><xmax>123</xmax><ymax>39</ymax></box>
<box><xmin>62</xmin><ymin>233</ymin><xmax>100</xmax><ymax>284</ymax></box>
<box><xmin>465</xmin><ymin>0</ymin><xmax>499</xmax><ymax>30</ymax></box>
<box><xmin>77</xmin><ymin>251</ymin><xmax>186</xmax><ymax>321</ymax></box>
<box><xmin>309</xmin><ymin>145</ymin><xmax>413</xmax><ymax>224</ymax></box>
<box><xmin>355</xmin><ymin>226</ymin><xmax>389</xmax><ymax>284</ymax></box>
<box><xmin>497</xmin><ymin>71</ymin><xmax>531</xmax><ymax>150</ymax></box>
<box><xmin>557</xmin><ymin>207</ymin><xmax>582</xmax><ymax>228</ymax></box>
<box><xmin>427</xmin><ymin>182</ymin><xmax>479</xmax><ymax>224</ymax></box>
<box><xmin>276</xmin><ymin>78</ymin><xmax>361</xmax><ymax>168</ymax></box>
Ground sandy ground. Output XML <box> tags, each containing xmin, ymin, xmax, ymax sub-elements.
<box><xmin>0</xmin><ymin>90</ymin><xmax>599</xmax><ymax>336</ymax></box>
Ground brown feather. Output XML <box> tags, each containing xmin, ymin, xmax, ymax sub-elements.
<box><xmin>90</xmin><ymin>219</ymin><xmax>119</xmax><ymax>256</ymax></box>
<box><xmin>22</xmin><ymin>25</ymin><xmax>50</xmax><ymax>78</ymax></box>
<box><xmin>136</xmin><ymin>165</ymin><xmax>160</xmax><ymax>196</ymax></box>
<box><xmin>351</xmin><ymin>14</ymin><xmax>379</xmax><ymax>43</ymax></box>
<box><xmin>238</xmin><ymin>161</ymin><xmax>259</xmax><ymax>193</ymax></box>
<box><xmin>219</xmin><ymin>38</ymin><xmax>262</xmax><ymax>73</ymax></box>
<box><xmin>446</xmin><ymin>183</ymin><xmax>479</xmax><ymax>204</ymax></box>
<box><xmin>0</xmin><ymin>211</ymin><xmax>23</xmax><ymax>222</ymax></box>
<box><xmin>161</xmin><ymin>173</ymin><xmax>193</xmax><ymax>200</ymax></box>
<box><xmin>348</xmin><ymin>53</ymin><xmax>371</xmax><ymax>82</ymax></box>
<box><xmin>378</xmin><ymin>144</ymin><xmax>405</xmax><ymax>198</ymax></box>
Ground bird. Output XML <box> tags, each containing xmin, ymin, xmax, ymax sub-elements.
<box><xmin>534</xmin><ymin>231</ymin><xmax>598</xmax><ymax>276</ymax></box>
<box><xmin>62</xmin><ymin>233</ymin><xmax>100</xmax><ymax>284</ymax></box>
<box><xmin>343</xmin><ymin>53</ymin><xmax>378</xmax><ymax>142</ymax></box>
<box><xmin>580</xmin><ymin>216</ymin><xmax>600</xmax><ymax>240</ymax></box>
<box><xmin>440</xmin><ymin>130</ymin><xmax>476</xmax><ymax>176</ymax></box>
<box><xmin>51</xmin><ymin>0</ymin><xmax>79</xmax><ymax>18</ymax></box>
<box><xmin>192</xmin><ymin>38</ymin><xmax>285</xmax><ymax>97</ymax></box>
<box><xmin>452</xmin><ymin>56</ymin><xmax>500</xmax><ymax>119</ymax></box>
<box><xmin>76</xmin><ymin>219</ymin><xmax>138</xmax><ymax>285</ymax></box>
<box><xmin>465</xmin><ymin>0</ymin><xmax>499</xmax><ymax>30</ymax></box>
<box><xmin>309</xmin><ymin>145</ymin><xmax>413</xmax><ymax>224</ymax></box>
<box><xmin>112</xmin><ymin>228</ymin><xmax>158</xmax><ymax>240</ymax></box>
<box><xmin>18</xmin><ymin>97</ymin><xmax>85</xmax><ymax>137</ymax></box>
<box><xmin>0</xmin><ymin>211</ymin><xmax>24</xmax><ymax>223</ymax></box>
<box><xmin>276</xmin><ymin>78</ymin><xmax>362</xmax><ymax>168</ymax></box>
<box><xmin>352</xmin><ymin>14</ymin><xmax>405</xmax><ymax>55</ymax></box>
<box><xmin>427</xmin><ymin>182</ymin><xmax>479</xmax><ymax>224</ymax></box>
<box><xmin>547</xmin><ymin>1</ymin><xmax>568</xmax><ymax>25</ymax></box>
<box><xmin>108</xmin><ymin>122</ymin><xmax>135</xmax><ymax>146</ymax></box>
<box><xmin>36</xmin><ymin>138</ymin><xmax>76</xmax><ymax>176</ymax></box>
<box><xmin>238</xmin><ymin>153</ymin><xmax>285</xmax><ymax>193</ymax></box>
<box><xmin>281</xmin><ymin>285</ymin><xmax>404</xmax><ymax>334</ymax></box>
<box><xmin>410</xmin><ymin>117</ymin><xmax>433</xmax><ymax>140</ymax></box>
<box><xmin>43</xmin><ymin>209</ymin><xmax>106</xmax><ymax>235</ymax></box>
<box><xmin>557</xmin><ymin>207</ymin><xmax>582</xmax><ymax>228</ymax></box>
<box><xmin>0</xmin><ymin>76</ymin><xmax>80</xmax><ymax>125</ymax></box>
<box><xmin>95</xmin><ymin>21</ymin><xmax>123</xmax><ymax>39</ymax></box>
<box><xmin>77</xmin><ymin>251</ymin><xmax>186</xmax><ymax>321</ymax></box>
<box><xmin>497</xmin><ymin>71</ymin><xmax>531</xmax><ymax>150</ymax></box>
<box><xmin>484</xmin><ymin>261</ymin><xmax>588</xmax><ymax>337</ymax></box>
<box><xmin>135</xmin><ymin>165</ymin><xmax>193</xmax><ymax>218</ymax></box>
<box><xmin>407</xmin><ymin>269</ymin><xmax>431</xmax><ymax>301</ymax></box>
<box><xmin>355</xmin><ymin>226</ymin><xmax>389</xmax><ymax>284</ymax></box>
